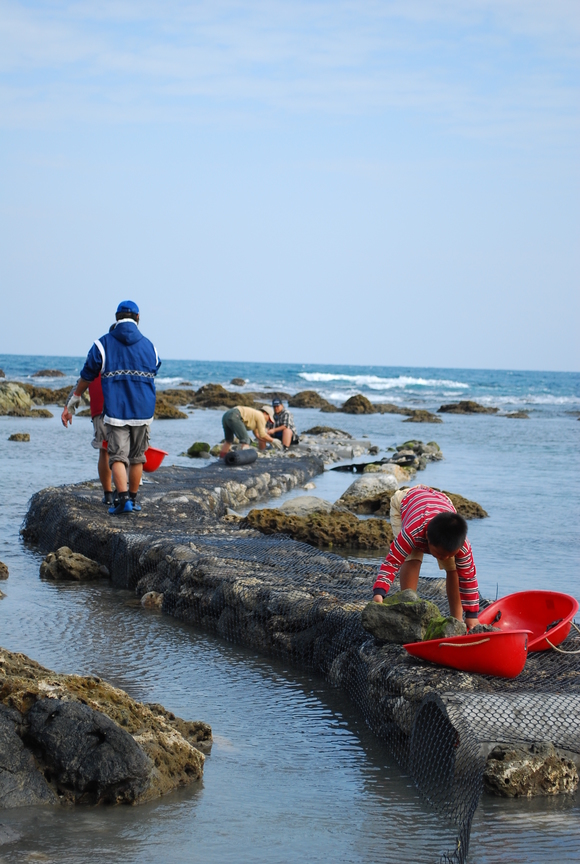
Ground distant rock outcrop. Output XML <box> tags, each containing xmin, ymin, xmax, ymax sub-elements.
<box><xmin>33</xmin><ymin>369</ymin><xmax>65</xmax><ymax>378</ymax></box>
<box><xmin>438</xmin><ymin>401</ymin><xmax>498</xmax><ymax>415</ymax></box>
<box><xmin>288</xmin><ymin>390</ymin><xmax>336</xmax><ymax>411</ymax></box>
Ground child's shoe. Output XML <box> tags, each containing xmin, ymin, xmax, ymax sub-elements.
<box><xmin>108</xmin><ymin>498</ymin><xmax>133</xmax><ymax>515</ymax></box>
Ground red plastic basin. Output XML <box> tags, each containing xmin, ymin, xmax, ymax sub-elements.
<box><xmin>404</xmin><ymin>630</ymin><xmax>531</xmax><ymax>678</ymax></box>
<box><xmin>479</xmin><ymin>590</ymin><xmax>579</xmax><ymax>652</ymax></box>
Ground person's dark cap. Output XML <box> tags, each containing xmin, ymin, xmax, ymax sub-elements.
<box><xmin>116</xmin><ymin>300</ymin><xmax>139</xmax><ymax>316</ymax></box>
<box><xmin>272</xmin><ymin>398</ymin><xmax>283</xmax><ymax>407</ymax></box>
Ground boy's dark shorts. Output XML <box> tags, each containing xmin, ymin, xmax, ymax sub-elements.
<box><xmin>105</xmin><ymin>424</ymin><xmax>150</xmax><ymax>468</ymax></box>
<box><xmin>222</xmin><ymin>408</ymin><xmax>251</xmax><ymax>444</ymax></box>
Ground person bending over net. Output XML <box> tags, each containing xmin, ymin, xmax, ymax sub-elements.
<box><xmin>219</xmin><ymin>405</ymin><xmax>282</xmax><ymax>459</ymax></box>
<box><xmin>373</xmin><ymin>485</ymin><xmax>480</xmax><ymax>628</ymax></box>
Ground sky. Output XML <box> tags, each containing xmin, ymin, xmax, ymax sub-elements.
<box><xmin>0</xmin><ymin>1</ymin><xmax>579</xmax><ymax>371</ymax></box>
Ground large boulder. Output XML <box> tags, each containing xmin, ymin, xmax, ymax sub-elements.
<box><xmin>26</xmin><ymin>698</ymin><xmax>153</xmax><ymax>805</ymax></box>
<box><xmin>40</xmin><ymin>547</ymin><xmax>110</xmax><ymax>581</ymax></box>
<box><xmin>337</xmin><ymin>472</ymin><xmax>400</xmax><ymax>514</ymax></box>
<box><xmin>230</xmin><ymin>378</ymin><xmax>246</xmax><ymax>386</ymax></box>
<box><xmin>279</xmin><ymin>496</ymin><xmax>334</xmax><ymax>516</ymax></box>
<box><xmin>33</xmin><ymin>369</ymin><xmax>65</xmax><ymax>377</ymax></box>
<box><xmin>423</xmin><ymin>616</ymin><xmax>467</xmax><ymax>640</ymax></box>
<box><xmin>340</xmin><ymin>394</ymin><xmax>375</xmax><ymax>414</ymax></box>
<box><xmin>0</xmin><ymin>648</ymin><xmax>211</xmax><ymax>808</ymax></box>
<box><xmin>191</xmin><ymin>383</ymin><xmax>256</xmax><ymax>409</ymax></box>
<box><xmin>288</xmin><ymin>391</ymin><xmax>336</xmax><ymax>411</ymax></box>
<box><xmin>440</xmin><ymin>490</ymin><xmax>488</xmax><ymax>519</ymax></box>
<box><xmin>154</xmin><ymin>396</ymin><xmax>187</xmax><ymax>419</ymax></box>
<box><xmin>361</xmin><ymin>590</ymin><xmax>442</xmax><ymax>643</ymax></box>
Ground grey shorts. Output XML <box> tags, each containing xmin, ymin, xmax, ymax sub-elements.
<box><xmin>91</xmin><ymin>415</ymin><xmax>108</xmax><ymax>450</ymax></box>
<box><xmin>105</xmin><ymin>424</ymin><xmax>150</xmax><ymax>468</ymax></box>
<box><xmin>222</xmin><ymin>408</ymin><xmax>251</xmax><ymax>444</ymax></box>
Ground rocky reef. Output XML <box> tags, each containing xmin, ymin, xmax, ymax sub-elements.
<box><xmin>438</xmin><ymin>400</ymin><xmax>498</xmax><ymax>415</ymax></box>
<box><xmin>0</xmin><ymin>648</ymin><xmax>210</xmax><ymax>809</ymax></box>
<box><xmin>243</xmin><ymin>508</ymin><xmax>394</xmax><ymax>551</ymax></box>
<box><xmin>0</xmin><ymin>383</ymin><xmax>55</xmax><ymax>418</ymax></box>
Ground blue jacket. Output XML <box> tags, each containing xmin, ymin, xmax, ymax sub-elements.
<box><xmin>80</xmin><ymin>321</ymin><xmax>161</xmax><ymax>425</ymax></box>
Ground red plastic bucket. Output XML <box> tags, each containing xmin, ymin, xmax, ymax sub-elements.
<box><xmin>479</xmin><ymin>590</ymin><xmax>579</xmax><ymax>652</ymax></box>
<box><xmin>404</xmin><ymin>630</ymin><xmax>531</xmax><ymax>678</ymax></box>
<box><xmin>101</xmin><ymin>441</ymin><xmax>168</xmax><ymax>473</ymax></box>
<box><xmin>143</xmin><ymin>447</ymin><xmax>168</xmax><ymax>473</ymax></box>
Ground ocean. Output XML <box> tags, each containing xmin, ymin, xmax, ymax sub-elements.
<box><xmin>1</xmin><ymin>355</ymin><xmax>579</xmax><ymax>863</ymax></box>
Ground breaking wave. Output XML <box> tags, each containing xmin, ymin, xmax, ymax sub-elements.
<box><xmin>298</xmin><ymin>373</ymin><xmax>469</xmax><ymax>390</ymax></box>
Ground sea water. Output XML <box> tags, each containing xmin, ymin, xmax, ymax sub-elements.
<box><xmin>0</xmin><ymin>356</ymin><xmax>579</xmax><ymax>863</ymax></box>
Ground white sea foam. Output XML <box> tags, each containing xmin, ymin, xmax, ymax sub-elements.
<box><xmin>298</xmin><ymin>372</ymin><xmax>469</xmax><ymax>390</ymax></box>
<box><xmin>156</xmin><ymin>377</ymin><xmax>189</xmax><ymax>385</ymax></box>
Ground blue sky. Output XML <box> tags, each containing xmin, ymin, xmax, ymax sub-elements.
<box><xmin>1</xmin><ymin>1</ymin><xmax>578</xmax><ymax>370</ymax></box>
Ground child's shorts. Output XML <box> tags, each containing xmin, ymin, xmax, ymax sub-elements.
<box><xmin>105</xmin><ymin>424</ymin><xmax>150</xmax><ymax>468</ymax></box>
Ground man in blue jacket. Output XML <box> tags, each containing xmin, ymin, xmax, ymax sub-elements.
<box><xmin>64</xmin><ymin>301</ymin><xmax>161</xmax><ymax>515</ymax></box>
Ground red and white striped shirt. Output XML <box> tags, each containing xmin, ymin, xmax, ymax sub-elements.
<box><xmin>373</xmin><ymin>485</ymin><xmax>480</xmax><ymax>617</ymax></box>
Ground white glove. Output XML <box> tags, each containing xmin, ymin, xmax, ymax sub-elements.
<box><xmin>270</xmin><ymin>438</ymin><xmax>284</xmax><ymax>450</ymax></box>
<box><xmin>66</xmin><ymin>392</ymin><xmax>82</xmax><ymax>414</ymax></box>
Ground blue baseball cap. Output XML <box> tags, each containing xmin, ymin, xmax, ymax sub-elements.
<box><xmin>116</xmin><ymin>300</ymin><xmax>139</xmax><ymax>315</ymax></box>
<box><xmin>272</xmin><ymin>398</ymin><xmax>283</xmax><ymax>407</ymax></box>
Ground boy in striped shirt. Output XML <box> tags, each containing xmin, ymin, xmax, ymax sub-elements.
<box><xmin>372</xmin><ymin>485</ymin><xmax>480</xmax><ymax>628</ymax></box>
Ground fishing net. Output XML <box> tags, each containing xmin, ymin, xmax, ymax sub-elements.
<box><xmin>22</xmin><ymin>458</ymin><xmax>580</xmax><ymax>864</ymax></box>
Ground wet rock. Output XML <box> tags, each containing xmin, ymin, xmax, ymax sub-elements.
<box><xmin>18</xmin><ymin>384</ymin><xmax>73</xmax><ymax>407</ymax></box>
<box><xmin>423</xmin><ymin>616</ymin><xmax>467</xmax><ymax>640</ymax></box>
<box><xmin>337</xmin><ymin>473</ymin><xmax>400</xmax><ymax>514</ymax></box>
<box><xmin>0</xmin><ymin>369</ymin><xmax>4</xmax><ymax>378</ymax></box>
<box><xmin>186</xmin><ymin>442</ymin><xmax>211</xmax><ymax>458</ymax></box>
<box><xmin>0</xmin><ymin>563</ymin><xmax>7</xmax><ymax>580</ymax></box>
<box><xmin>469</xmin><ymin>623</ymin><xmax>501</xmax><ymax>634</ymax></box>
<box><xmin>304</xmin><ymin>426</ymin><xmax>352</xmax><ymax>437</ymax></box>
<box><xmin>438</xmin><ymin>401</ymin><xmax>498</xmax><ymax>415</ymax></box>
<box><xmin>230</xmin><ymin>378</ymin><xmax>246</xmax><ymax>386</ymax></box>
<box><xmin>291</xmin><ymin>431</ymin><xmax>374</xmax><ymax>466</ymax></box>
<box><xmin>288</xmin><ymin>391</ymin><xmax>336</xmax><ymax>411</ymax></box>
<box><xmin>26</xmin><ymin>698</ymin><xmax>153</xmax><ymax>805</ymax></box>
<box><xmin>362</xmin><ymin>464</ymin><xmax>409</xmax><ymax>483</ymax></box>
<box><xmin>0</xmin><ymin>648</ymin><xmax>210</xmax><ymax>807</ymax></box>
<box><xmin>484</xmin><ymin>744</ymin><xmax>579</xmax><ymax>797</ymax></box>
<box><xmin>340</xmin><ymin>394</ymin><xmax>375</xmax><ymax>414</ymax></box>
<box><xmin>154</xmin><ymin>397</ymin><xmax>187</xmax><ymax>419</ymax></box>
<box><xmin>0</xmin><ymin>704</ymin><xmax>58</xmax><ymax>808</ymax></box>
<box><xmin>361</xmin><ymin>591</ymin><xmax>442</xmax><ymax>643</ymax></box>
<box><xmin>157</xmin><ymin>389</ymin><xmax>198</xmax><ymax>406</ymax></box>
<box><xmin>243</xmin><ymin>508</ymin><xmax>393</xmax><ymax>550</ymax></box>
<box><xmin>33</xmin><ymin>369</ymin><xmax>65</xmax><ymax>377</ymax></box>
<box><xmin>40</xmin><ymin>547</ymin><xmax>110</xmax><ymax>581</ymax></box>
<box><xmin>278</xmin><ymin>496</ymin><xmax>334</xmax><ymax>516</ymax></box>
<box><xmin>403</xmin><ymin>410</ymin><xmax>443</xmax><ymax>423</ymax></box>
<box><xmin>504</xmin><ymin>411</ymin><xmax>529</xmax><ymax>419</ymax></box>
<box><xmin>8</xmin><ymin>433</ymin><xmax>30</xmax><ymax>442</ymax></box>
<box><xmin>141</xmin><ymin>591</ymin><xmax>164</xmax><ymax>608</ymax></box>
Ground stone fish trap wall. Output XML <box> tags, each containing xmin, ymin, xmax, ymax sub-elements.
<box><xmin>22</xmin><ymin>459</ymin><xmax>580</xmax><ymax>864</ymax></box>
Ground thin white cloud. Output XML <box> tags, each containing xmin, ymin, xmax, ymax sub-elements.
<box><xmin>0</xmin><ymin>0</ymin><xmax>577</xmax><ymax>143</ymax></box>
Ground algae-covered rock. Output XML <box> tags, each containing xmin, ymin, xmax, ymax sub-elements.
<box><xmin>340</xmin><ymin>394</ymin><xmax>376</xmax><ymax>414</ymax></box>
<box><xmin>243</xmin><ymin>508</ymin><xmax>393</xmax><ymax>550</ymax></box>
<box><xmin>154</xmin><ymin>397</ymin><xmax>187</xmax><ymax>419</ymax></box>
<box><xmin>288</xmin><ymin>391</ymin><xmax>336</xmax><ymax>411</ymax></box>
<box><xmin>9</xmin><ymin>433</ymin><xmax>30</xmax><ymax>442</ymax></box>
<box><xmin>0</xmin><ymin>562</ymin><xmax>8</xmax><ymax>580</ymax></box>
<box><xmin>279</xmin><ymin>496</ymin><xmax>334</xmax><ymax>516</ymax></box>
<box><xmin>361</xmin><ymin>591</ymin><xmax>442</xmax><ymax>643</ymax></box>
<box><xmin>439</xmin><ymin>490</ymin><xmax>488</xmax><ymax>519</ymax></box>
<box><xmin>0</xmin><ymin>383</ymin><xmax>35</xmax><ymax>416</ymax></box>
<box><xmin>504</xmin><ymin>411</ymin><xmax>529</xmax><ymax>419</ymax></box>
<box><xmin>40</xmin><ymin>547</ymin><xmax>110</xmax><ymax>581</ymax></box>
<box><xmin>230</xmin><ymin>378</ymin><xmax>246</xmax><ymax>386</ymax></box>
<box><xmin>33</xmin><ymin>369</ymin><xmax>65</xmax><ymax>377</ymax></box>
<box><xmin>423</xmin><ymin>616</ymin><xmax>467</xmax><ymax>641</ymax></box>
<box><xmin>186</xmin><ymin>441</ymin><xmax>211</xmax><ymax>458</ymax></box>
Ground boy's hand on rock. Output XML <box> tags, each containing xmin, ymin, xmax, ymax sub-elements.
<box><xmin>372</xmin><ymin>595</ymin><xmax>383</xmax><ymax>603</ymax></box>
<box><xmin>466</xmin><ymin>618</ymin><xmax>480</xmax><ymax>630</ymax></box>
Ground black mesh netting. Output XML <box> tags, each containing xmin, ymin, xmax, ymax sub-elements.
<box><xmin>22</xmin><ymin>458</ymin><xmax>580</xmax><ymax>863</ymax></box>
